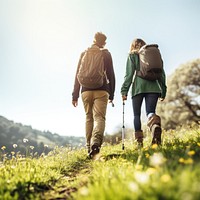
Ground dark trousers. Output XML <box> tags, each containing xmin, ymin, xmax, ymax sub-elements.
<box><xmin>132</xmin><ymin>93</ymin><xmax>159</xmax><ymax>131</ymax></box>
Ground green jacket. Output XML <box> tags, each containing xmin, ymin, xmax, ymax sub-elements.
<box><xmin>121</xmin><ymin>53</ymin><xmax>167</xmax><ymax>98</ymax></box>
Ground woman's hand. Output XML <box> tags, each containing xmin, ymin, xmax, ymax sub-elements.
<box><xmin>122</xmin><ymin>95</ymin><xmax>127</xmax><ymax>101</ymax></box>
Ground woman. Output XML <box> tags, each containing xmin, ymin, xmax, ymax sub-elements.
<box><xmin>121</xmin><ymin>38</ymin><xmax>167</xmax><ymax>147</ymax></box>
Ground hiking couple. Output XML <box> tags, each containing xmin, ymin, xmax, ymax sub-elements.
<box><xmin>72</xmin><ymin>32</ymin><xmax>167</xmax><ymax>158</ymax></box>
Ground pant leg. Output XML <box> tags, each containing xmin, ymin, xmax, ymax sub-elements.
<box><xmin>145</xmin><ymin>93</ymin><xmax>159</xmax><ymax>117</ymax></box>
<box><xmin>81</xmin><ymin>91</ymin><xmax>94</xmax><ymax>150</ymax></box>
<box><xmin>145</xmin><ymin>93</ymin><xmax>162</xmax><ymax>134</ymax></box>
<box><xmin>132</xmin><ymin>94</ymin><xmax>144</xmax><ymax>131</ymax></box>
<box><xmin>91</xmin><ymin>90</ymin><xmax>109</xmax><ymax>147</ymax></box>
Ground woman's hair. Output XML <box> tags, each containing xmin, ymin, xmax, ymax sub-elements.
<box><xmin>129</xmin><ymin>38</ymin><xmax>146</xmax><ymax>54</ymax></box>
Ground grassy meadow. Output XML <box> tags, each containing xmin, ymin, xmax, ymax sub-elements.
<box><xmin>0</xmin><ymin>123</ymin><xmax>200</xmax><ymax>200</ymax></box>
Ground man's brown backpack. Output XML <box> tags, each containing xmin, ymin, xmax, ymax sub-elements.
<box><xmin>137</xmin><ymin>44</ymin><xmax>163</xmax><ymax>81</ymax></box>
<box><xmin>77</xmin><ymin>46</ymin><xmax>108</xmax><ymax>89</ymax></box>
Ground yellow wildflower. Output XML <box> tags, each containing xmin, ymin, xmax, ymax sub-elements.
<box><xmin>161</xmin><ymin>174</ymin><xmax>171</xmax><ymax>183</ymax></box>
<box><xmin>179</xmin><ymin>158</ymin><xmax>185</xmax><ymax>163</ymax></box>
<box><xmin>146</xmin><ymin>167</ymin><xmax>157</xmax><ymax>175</ymax></box>
<box><xmin>187</xmin><ymin>150</ymin><xmax>195</xmax><ymax>156</ymax></box>
<box><xmin>145</xmin><ymin>153</ymin><xmax>150</xmax><ymax>158</ymax></box>
<box><xmin>184</xmin><ymin>158</ymin><xmax>193</xmax><ymax>164</ymax></box>
<box><xmin>197</xmin><ymin>143</ymin><xmax>200</xmax><ymax>147</ymax></box>
<box><xmin>151</xmin><ymin>144</ymin><xmax>158</xmax><ymax>149</ymax></box>
<box><xmin>143</xmin><ymin>146</ymin><xmax>149</xmax><ymax>151</ymax></box>
<box><xmin>135</xmin><ymin>165</ymin><xmax>143</xmax><ymax>170</ymax></box>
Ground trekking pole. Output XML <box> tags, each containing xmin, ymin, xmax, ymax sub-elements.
<box><xmin>122</xmin><ymin>101</ymin><xmax>125</xmax><ymax>150</ymax></box>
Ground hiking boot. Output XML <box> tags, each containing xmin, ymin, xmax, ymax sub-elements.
<box><xmin>135</xmin><ymin>131</ymin><xmax>144</xmax><ymax>148</ymax></box>
<box><xmin>147</xmin><ymin>114</ymin><xmax>162</xmax><ymax>145</ymax></box>
<box><xmin>147</xmin><ymin>114</ymin><xmax>161</xmax><ymax>129</ymax></box>
<box><xmin>151</xmin><ymin>124</ymin><xmax>162</xmax><ymax>145</ymax></box>
<box><xmin>89</xmin><ymin>144</ymin><xmax>100</xmax><ymax>159</ymax></box>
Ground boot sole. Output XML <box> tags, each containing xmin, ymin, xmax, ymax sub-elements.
<box><xmin>152</xmin><ymin>126</ymin><xmax>162</xmax><ymax>145</ymax></box>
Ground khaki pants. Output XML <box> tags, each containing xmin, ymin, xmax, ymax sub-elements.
<box><xmin>81</xmin><ymin>90</ymin><xmax>109</xmax><ymax>149</ymax></box>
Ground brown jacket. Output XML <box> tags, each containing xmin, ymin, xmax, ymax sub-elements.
<box><xmin>72</xmin><ymin>45</ymin><xmax>115</xmax><ymax>101</ymax></box>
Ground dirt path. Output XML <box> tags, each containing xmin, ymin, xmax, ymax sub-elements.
<box><xmin>41</xmin><ymin>158</ymin><xmax>92</xmax><ymax>200</ymax></box>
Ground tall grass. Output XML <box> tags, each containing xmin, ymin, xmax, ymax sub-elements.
<box><xmin>75</xmin><ymin>124</ymin><xmax>200</xmax><ymax>200</ymax></box>
<box><xmin>0</xmin><ymin>123</ymin><xmax>200</xmax><ymax>200</ymax></box>
<box><xmin>0</xmin><ymin>146</ymin><xmax>88</xmax><ymax>199</ymax></box>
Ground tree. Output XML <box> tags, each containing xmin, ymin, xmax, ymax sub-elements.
<box><xmin>157</xmin><ymin>58</ymin><xmax>200</xmax><ymax>129</ymax></box>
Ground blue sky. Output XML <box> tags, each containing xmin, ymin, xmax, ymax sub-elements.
<box><xmin>0</xmin><ymin>0</ymin><xmax>200</xmax><ymax>136</ymax></box>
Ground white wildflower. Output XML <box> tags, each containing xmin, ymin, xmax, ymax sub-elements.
<box><xmin>1</xmin><ymin>146</ymin><xmax>6</xmax><ymax>150</ymax></box>
<box><xmin>134</xmin><ymin>171</ymin><xmax>149</xmax><ymax>184</ymax></box>
<box><xmin>23</xmin><ymin>138</ymin><xmax>29</xmax><ymax>143</ymax></box>
<box><xmin>149</xmin><ymin>152</ymin><xmax>166</xmax><ymax>167</ymax></box>
<box><xmin>79</xmin><ymin>186</ymin><xmax>89</xmax><ymax>196</ymax></box>
<box><xmin>128</xmin><ymin>182</ymin><xmax>139</xmax><ymax>192</ymax></box>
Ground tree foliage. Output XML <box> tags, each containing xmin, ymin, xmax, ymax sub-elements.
<box><xmin>157</xmin><ymin>58</ymin><xmax>200</xmax><ymax>129</ymax></box>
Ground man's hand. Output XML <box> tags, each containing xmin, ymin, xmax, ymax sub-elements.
<box><xmin>72</xmin><ymin>100</ymin><xmax>78</xmax><ymax>107</ymax></box>
<box><xmin>109</xmin><ymin>100</ymin><xmax>114</xmax><ymax>107</ymax></box>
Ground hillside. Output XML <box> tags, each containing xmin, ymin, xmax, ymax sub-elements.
<box><xmin>0</xmin><ymin>116</ymin><xmax>85</xmax><ymax>155</ymax></box>
<box><xmin>0</xmin><ymin>123</ymin><xmax>200</xmax><ymax>199</ymax></box>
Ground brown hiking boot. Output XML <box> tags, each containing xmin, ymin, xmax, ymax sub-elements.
<box><xmin>135</xmin><ymin>131</ymin><xmax>144</xmax><ymax>148</ymax></box>
<box><xmin>89</xmin><ymin>144</ymin><xmax>100</xmax><ymax>159</ymax></box>
<box><xmin>147</xmin><ymin>114</ymin><xmax>162</xmax><ymax>145</ymax></box>
<box><xmin>151</xmin><ymin>124</ymin><xmax>162</xmax><ymax>145</ymax></box>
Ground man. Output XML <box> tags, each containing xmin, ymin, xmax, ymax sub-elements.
<box><xmin>72</xmin><ymin>32</ymin><xmax>115</xmax><ymax>158</ymax></box>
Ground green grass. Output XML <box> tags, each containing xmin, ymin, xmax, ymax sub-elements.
<box><xmin>0</xmin><ymin>123</ymin><xmax>200</xmax><ymax>199</ymax></box>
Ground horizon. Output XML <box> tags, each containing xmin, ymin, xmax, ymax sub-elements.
<box><xmin>0</xmin><ymin>0</ymin><xmax>200</xmax><ymax>137</ymax></box>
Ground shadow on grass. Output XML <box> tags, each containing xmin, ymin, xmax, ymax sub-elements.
<box><xmin>11</xmin><ymin>181</ymin><xmax>52</xmax><ymax>200</ymax></box>
<box><xmin>103</xmin><ymin>150</ymin><xmax>140</xmax><ymax>163</ymax></box>
<box><xmin>10</xmin><ymin>157</ymin><xmax>91</xmax><ymax>200</ymax></box>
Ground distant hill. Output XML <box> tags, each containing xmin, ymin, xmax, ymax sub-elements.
<box><xmin>0</xmin><ymin>116</ymin><xmax>85</xmax><ymax>155</ymax></box>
